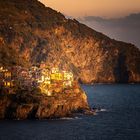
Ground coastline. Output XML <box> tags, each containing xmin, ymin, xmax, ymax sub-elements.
<box><xmin>0</xmin><ymin>87</ymin><xmax>90</xmax><ymax>120</ymax></box>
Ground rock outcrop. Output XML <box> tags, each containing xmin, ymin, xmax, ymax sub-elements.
<box><xmin>0</xmin><ymin>89</ymin><xmax>89</xmax><ymax>120</ymax></box>
<box><xmin>0</xmin><ymin>0</ymin><xmax>140</xmax><ymax>83</ymax></box>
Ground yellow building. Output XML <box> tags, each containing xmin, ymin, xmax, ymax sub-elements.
<box><xmin>50</xmin><ymin>73</ymin><xmax>55</xmax><ymax>80</ymax></box>
<box><xmin>55</xmin><ymin>73</ymin><xmax>63</xmax><ymax>81</ymax></box>
<box><xmin>50</xmin><ymin>73</ymin><xmax>63</xmax><ymax>81</ymax></box>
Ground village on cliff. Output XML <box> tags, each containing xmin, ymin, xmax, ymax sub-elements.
<box><xmin>0</xmin><ymin>63</ymin><xmax>76</xmax><ymax>96</ymax></box>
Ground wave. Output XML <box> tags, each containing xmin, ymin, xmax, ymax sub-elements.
<box><xmin>100</xmin><ymin>109</ymin><xmax>107</xmax><ymax>112</ymax></box>
<box><xmin>60</xmin><ymin>116</ymin><xmax>81</xmax><ymax>120</ymax></box>
<box><xmin>92</xmin><ymin>108</ymin><xmax>108</xmax><ymax>113</ymax></box>
<box><xmin>49</xmin><ymin>116</ymin><xmax>82</xmax><ymax>121</ymax></box>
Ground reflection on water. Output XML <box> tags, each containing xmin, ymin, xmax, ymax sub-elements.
<box><xmin>0</xmin><ymin>84</ymin><xmax>140</xmax><ymax>140</ymax></box>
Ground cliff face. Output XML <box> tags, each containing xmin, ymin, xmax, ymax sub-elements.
<box><xmin>0</xmin><ymin>90</ymin><xmax>89</xmax><ymax>119</ymax></box>
<box><xmin>0</xmin><ymin>0</ymin><xmax>140</xmax><ymax>83</ymax></box>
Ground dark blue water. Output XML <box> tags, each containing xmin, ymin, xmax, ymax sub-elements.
<box><xmin>0</xmin><ymin>84</ymin><xmax>140</xmax><ymax>140</ymax></box>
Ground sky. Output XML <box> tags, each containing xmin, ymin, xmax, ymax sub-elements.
<box><xmin>39</xmin><ymin>0</ymin><xmax>140</xmax><ymax>18</ymax></box>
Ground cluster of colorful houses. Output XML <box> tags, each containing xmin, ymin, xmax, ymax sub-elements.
<box><xmin>0</xmin><ymin>64</ymin><xmax>74</xmax><ymax>95</ymax></box>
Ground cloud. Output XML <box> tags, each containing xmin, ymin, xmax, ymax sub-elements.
<box><xmin>78</xmin><ymin>13</ymin><xmax>140</xmax><ymax>48</ymax></box>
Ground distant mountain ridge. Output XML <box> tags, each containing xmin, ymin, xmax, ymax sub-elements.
<box><xmin>78</xmin><ymin>13</ymin><xmax>140</xmax><ymax>48</ymax></box>
<box><xmin>0</xmin><ymin>0</ymin><xmax>140</xmax><ymax>83</ymax></box>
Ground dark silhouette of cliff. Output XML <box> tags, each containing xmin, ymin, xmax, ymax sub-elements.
<box><xmin>114</xmin><ymin>53</ymin><xmax>130</xmax><ymax>83</ymax></box>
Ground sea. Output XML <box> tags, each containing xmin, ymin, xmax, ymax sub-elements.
<box><xmin>0</xmin><ymin>84</ymin><xmax>140</xmax><ymax>140</ymax></box>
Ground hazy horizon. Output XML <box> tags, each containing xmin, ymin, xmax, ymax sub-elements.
<box><xmin>39</xmin><ymin>0</ymin><xmax>140</xmax><ymax>18</ymax></box>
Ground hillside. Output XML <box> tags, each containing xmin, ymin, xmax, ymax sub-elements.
<box><xmin>0</xmin><ymin>0</ymin><xmax>140</xmax><ymax>83</ymax></box>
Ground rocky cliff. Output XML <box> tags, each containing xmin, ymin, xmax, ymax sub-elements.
<box><xmin>0</xmin><ymin>89</ymin><xmax>89</xmax><ymax>120</ymax></box>
<box><xmin>0</xmin><ymin>0</ymin><xmax>140</xmax><ymax>83</ymax></box>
